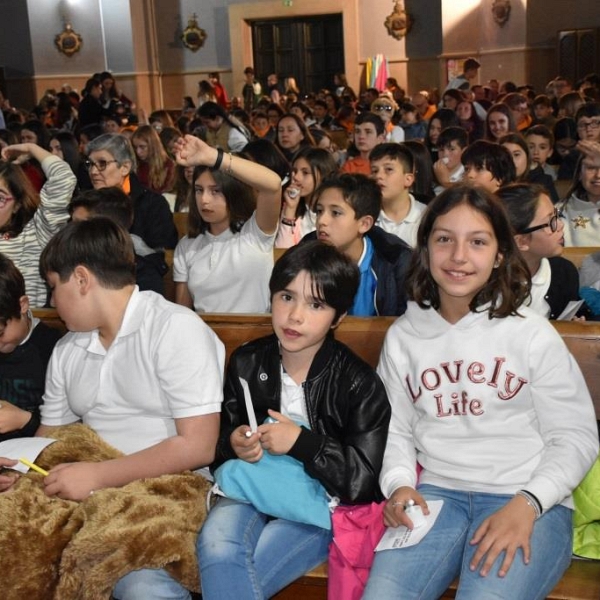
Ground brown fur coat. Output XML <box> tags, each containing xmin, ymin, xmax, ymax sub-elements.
<box><xmin>0</xmin><ymin>424</ymin><xmax>210</xmax><ymax>599</ymax></box>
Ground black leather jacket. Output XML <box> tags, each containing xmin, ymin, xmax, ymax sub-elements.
<box><xmin>213</xmin><ymin>334</ymin><xmax>391</xmax><ymax>504</ymax></box>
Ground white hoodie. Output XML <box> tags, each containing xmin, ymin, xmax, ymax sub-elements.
<box><xmin>378</xmin><ymin>301</ymin><xmax>598</xmax><ymax>511</ymax></box>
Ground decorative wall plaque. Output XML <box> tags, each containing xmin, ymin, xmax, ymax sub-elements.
<box><xmin>384</xmin><ymin>1</ymin><xmax>412</xmax><ymax>40</ymax></box>
<box><xmin>492</xmin><ymin>0</ymin><xmax>511</xmax><ymax>27</ymax></box>
<box><xmin>181</xmin><ymin>14</ymin><xmax>207</xmax><ymax>52</ymax></box>
<box><xmin>55</xmin><ymin>22</ymin><xmax>83</xmax><ymax>57</ymax></box>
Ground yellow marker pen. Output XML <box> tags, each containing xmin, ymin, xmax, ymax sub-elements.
<box><xmin>18</xmin><ymin>457</ymin><xmax>49</xmax><ymax>477</ymax></box>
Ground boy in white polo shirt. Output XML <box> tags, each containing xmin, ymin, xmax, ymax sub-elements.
<box><xmin>370</xmin><ymin>143</ymin><xmax>427</xmax><ymax>248</ymax></box>
<box><xmin>37</xmin><ymin>217</ymin><xmax>224</xmax><ymax>600</ymax></box>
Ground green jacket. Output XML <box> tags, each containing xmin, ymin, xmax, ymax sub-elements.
<box><xmin>573</xmin><ymin>454</ymin><xmax>600</xmax><ymax>559</ymax></box>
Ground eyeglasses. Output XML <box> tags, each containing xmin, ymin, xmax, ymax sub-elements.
<box><xmin>0</xmin><ymin>194</ymin><xmax>14</xmax><ymax>208</ymax></box>
<box><xmin>520</xmin><ymin>208</ymin><xmax>562</xmax><ymax>234</ymax></box>
<box><xmin>84</xmin><ymin>159</ymin><xmax>119</xmax><ymax>172</ymax></box>
<box><xmin>582</xmin><ymin>162</ymin><xmax>600</xmax><ymax>175</ymax></box>
<box><xmin>577</xmin><ymin>119</ymin><xmax>600</xmax><ymax>130</ymax></box>
<box><xmin>373</xmin><ymin>105</ymin><xmax>394</xmax><ymax>112</ymax></box>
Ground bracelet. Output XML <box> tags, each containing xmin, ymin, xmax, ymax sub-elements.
<box><xmin>213</xmin><ymin>148</ymin><xmax>224</xmax><ymax>170</ymax></box>
<box><xmin>281</xmin><ymin>217</ymin><xmax>296</xmax><ymax>227</ymax></box>
<box><xmin>226</xmin><ymin>152</ymin><xmax>233</xmax><ymax>174</ymax></box>
<box><xmin>516</xmin><ymin>490</ymin><xmax>542</xmax><ymax>519</ymax></box>
<box><xmin>522</xmin><ymin>489</ymin><xmax>543</xmax><ymax>515</ymax></box>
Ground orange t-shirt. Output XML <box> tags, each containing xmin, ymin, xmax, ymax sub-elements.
<box><xmin>341</xmin><ymin>157</ymin><xmax>371</xmax><ymax>175</ymax></box>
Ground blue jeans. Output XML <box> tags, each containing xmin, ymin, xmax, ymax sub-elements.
<box><xmin>113</xmin><ymin>568</ymin><xmax>191</xmax><ymax>600</ymax></box>
<box><xmin>363</xmin><ymin>484</ymin><xmax>573</xmax><ymax>600</ymax></box>
<box><xmin>198</xmin><ymin>497</ymin><xmax>331</xmax><ymax>599</ymax></box>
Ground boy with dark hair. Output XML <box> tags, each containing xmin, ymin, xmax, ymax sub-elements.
<box><xmin>341</xmin><ymin>113</ymin><xmax>386</xmax><ymax>175</ymax></box>
<box><xmin>241</xmin><ymin>67</ymin><xmax>262</xmax><ymax>113</ymax></box>
<box><xmin>399</xmin><ymin>103</ymin><xmax>427</xmax><ymax>141</ymax></box>
<box><xmin>69</xmin><ymin>187</ymin><xmax>168</xmax><ymax>295</ymax></box>
<box><xmin>312</xmin><ymin>99</ymin><xmax>333</xmax><ymax>128</ymax></box>
<box><xmin>433</xmin><ymin>126</ymin><xmax>469</xmax><ymax>195</ymax></box>
<box><xmin>0</xmin><ymin>253</ymin><xmax>62</xmax><ymax>442</ymax></box>
<box><xmin>575</xmin><ymin>102</ymin><xmax>600</xmax><ymax>143</ymax></box>
<box><xmin>444</xmin><ymin>57</ymin><xmax>480</xmax><ymax>93</ymax></box>
<box><xmin>532</xmin><ymin>94</ymin><xmax>556</xmax><ymax>128</ymax></box>
<box><xmin>370</xmin><ymin>143</ymin><xmax>426</xmax><ymax>247</ymax></box>
<box><xmin>306</xmin><ymin>173</ymin><xmax>412</xmax><ymax>316</ymax></box>
<box><xmin>526</xmin><ymin>124</ymin><xmax>556</xmax><ymax>180</ymax></box>
<box><xmin>462</xmin><ymin>139</ymin><xmax>516</xmax><ymax>193</ymax></box>
<box><xmin>37</xmin><ymin>218</ymin><xmax>225</xmax><ymax>600</ymax></box>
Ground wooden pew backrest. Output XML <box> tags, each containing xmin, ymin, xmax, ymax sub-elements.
<box><xmin>555</xmin><ymin>179</ymin><xmax>572</xmax><ymax>202</ymax></box>
<box><xmin>174</xmin><ymin>212</ymin><xmax>188</xmax><ymax>240</ymax></box>
<box><xmin>32</xmin><ymin>310</ymin><xmax>600</xmax><ymax>420</ymax></box>
<box><xmin>562</xmin><ymin>246</ymin><xmax>599</xmax><ymax>270</ymax></box>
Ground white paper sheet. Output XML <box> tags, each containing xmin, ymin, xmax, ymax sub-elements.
<box><xmin>0</xmin><ymin>437</ymin><xmax>57</xmax><ymax>474</ymax></box>
<box><xmin>240</xmin><ymin>377</ymin><xmax>258</xmax><ymax>432</ymax></box>
<box><xmin>557</xmin><ymin>300</ymin><xmax>584</xmax><ymax>321</ymax></box>
<box><xmin>375</xmin><ymin>500</ymin><xmax>444</xmax><ymax>551</ymax></box>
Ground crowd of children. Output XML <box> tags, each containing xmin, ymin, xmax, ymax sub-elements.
<box><xmin>0</xmin><ymin>67</ymin><xmax>600</xmax><ymax>600</ymax></box>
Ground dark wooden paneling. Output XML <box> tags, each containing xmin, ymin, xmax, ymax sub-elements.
<box><xmin>252</xmin><ymin>14</ymin><xmax>344</xmax><ymax>95</ymax></box>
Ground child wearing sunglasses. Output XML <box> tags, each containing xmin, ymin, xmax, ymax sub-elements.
<box><xmin>370</xmin><ymin>97</ymin><xmax>405</xmax><ymax>144</ymax></box>
<box><xmin>497</xmin><ymin>183</ymin><xmax>584</xmax><ymax>320</ymax></box>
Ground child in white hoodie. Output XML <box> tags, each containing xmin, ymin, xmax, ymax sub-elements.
<box><xmin>364</xmin><ymin>185</ymin><xmax>598</xmax><ymax>600</ymax></box>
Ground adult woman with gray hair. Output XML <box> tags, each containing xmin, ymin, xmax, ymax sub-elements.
<box><xmin>85</xmin><ymin>133</ymin><xmax>178</xmax><ymax>250</ymax></box>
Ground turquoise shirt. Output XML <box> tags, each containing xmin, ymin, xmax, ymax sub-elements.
<box><xmin>348</xmin><ymin>237</ymin><xmax>377</xmax><ymax>316</ymax></box>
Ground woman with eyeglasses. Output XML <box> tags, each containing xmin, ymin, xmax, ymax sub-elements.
<box><xmin>370</xmin><ymin>96</ymin><xmax>405</xmax><ymax>143</ymax></box>
<box><xmin>0</xmin><ymin>142</ymin><xmax>76</xmax><ymax>306</ymax></box>
<box><xmin>561</xmin><ymin>140</ymin><xmax>600</xmax><ymax>247</ymax></box>
<box><xmin>497</xmin><ymin>183</ymin><xmax>583</xmax><ymax>320</ymax></box>
<box><xmin>85</xmin><ymin>133</ymin><xmax>178</xmax><ymax>251</ymax></box>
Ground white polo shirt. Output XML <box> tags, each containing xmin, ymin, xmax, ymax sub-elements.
<box><xmin>173</xmin><ymin>212</ymin><xmax>275</xmax><ymax>313</ymax></box>
<box><xmin>376</xmin><ymin>194</ymin><xmax>427</xmax><ymax>247</ymax></box>
<box><xmin>41</xmin><ymin>288</ymin><xmax>225</xmax><ymax>455</ymax></box>
<box><xmin>433</xmin><ymin>164</ymin><xmax>465</xmax><ymax>197</ymax></box>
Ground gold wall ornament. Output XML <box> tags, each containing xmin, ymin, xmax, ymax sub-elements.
<box><xmin>384</xmin><ymin>0</ymin><xmax>412</xmax><ymax>40</ymax></box>
<box><xmin>181</xmin><ymin>14</ymin><xmax>207</xmax><ymax>52</ymax></box>
<box><xmin>491</xmin><ymin>0</ymin><xmax>511</xmax><ymax>27</ymax></box>
<box><xmin>55</xmin><ymin>21</ymin><xmax>83</xmax><ymax>57</ymax></box>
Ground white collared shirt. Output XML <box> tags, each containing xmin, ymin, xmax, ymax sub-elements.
<box><xmin>174</xmin><ymin>212</ymin><xmax>275</xmax><ymax>313</ymax></box>
<box><xmin>528</xmin><ymin>257</ymin><xmax>552</xmax><ymax>318</ymax></box>
<box><xmin>41</xmin><ymin>288</ymin><xmax>225</xmax><ymax>455</ymax></box>
<box><xmin>376</xmin><ymin>194</ymin><xmax>427</xmax><ymax>247</ymax></box>
<box><xmin>434</xmin><ymin>165</ymin><xmax>465</xmax><ymax>197</ymax></box>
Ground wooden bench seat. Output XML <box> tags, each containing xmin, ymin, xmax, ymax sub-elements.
<box><xmin>32</xmin><ymin>310</ymin><xmax>600</xmax><ymax>599</ymax></box>
<box><xmin>271</xmin><ymin>558</ymin><xmax>600</xmax><ymax>600</ymax></box>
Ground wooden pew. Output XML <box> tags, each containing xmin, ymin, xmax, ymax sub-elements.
<box><xmin>174</xmin><ymin>212</ymin><xmax>188</xmax><ymax>240</ymax></box>
<box><xmin>31</xmin><ymin>310</ymin><xmax>600</xmax><ymax>600</ymax></box>
<box><xmin>556</xmin><ymin>179</ymin><xmax>572</xmax><ymax>202</ymax></box>
<box><xmin>164</xmin><ymin>249</ymin><xmax>175</xmax><ymax>303</ymax></box>
<box><xmin>562</xmin><ymin>246</ymin><xmax>599</xmax><ymax>270</ymax></box>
